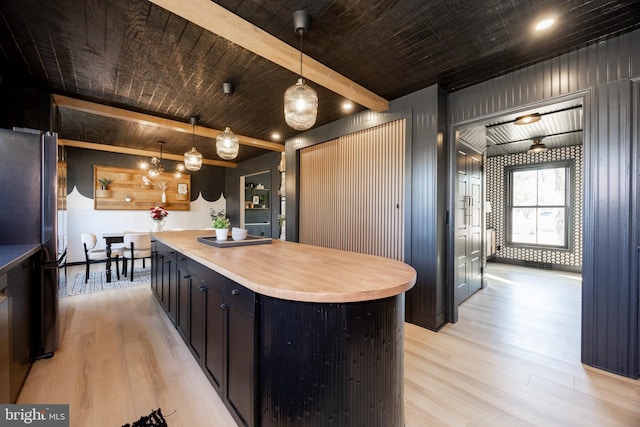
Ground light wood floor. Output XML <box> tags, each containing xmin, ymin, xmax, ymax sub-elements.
<box><xmin>18</xmin><ymin>263</ymin><xmax>640</xmax><ymax>426</ymax></box>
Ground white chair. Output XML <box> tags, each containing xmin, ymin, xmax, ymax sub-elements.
<box><xmin>122</xmin><ymin>233</ymin><xmax>152</xmax><ymax>281</ymax></box>
<box><xmin>81</xmin><ymin>233</ymin><xmax>123</xmax><ymax>283</ymax></box>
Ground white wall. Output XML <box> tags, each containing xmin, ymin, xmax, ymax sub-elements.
<box><xmin>65</xmin><ymin>186</ymin><xmax>225</xmax><ymax>263</ymax></box>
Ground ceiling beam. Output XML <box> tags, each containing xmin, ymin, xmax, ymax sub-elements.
<box><xmin>59</xmin><ymin>139</ymin><xmax>238</xmax><ymax>168</ymax></box>
<box><xmin>53</xmin><ymin>94</ymin><xmax>284</xmax><ymax>153</ymax></box>
<box><xmin>148</xmin><ymin>0</ymin><xmax>390</xmax><ymax>113</ymax></box>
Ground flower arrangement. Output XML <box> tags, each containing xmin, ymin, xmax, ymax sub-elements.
<box><xmin>210</xmin><ymin>209</ymin><xmax>230</xmax><ymax>229</ymax></box>
<box><xmin>149</xmin><ymin>206</ymin><xmax>169</xmax><ymax>222</ymax></box>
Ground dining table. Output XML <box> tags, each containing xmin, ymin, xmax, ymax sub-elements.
<box><xmin>102</xmin><ymin>233</ymin><xmax>124</xmax><ymax>282</ymax></box>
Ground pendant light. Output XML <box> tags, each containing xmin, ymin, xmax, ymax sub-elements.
<box><xmin>184</xmin><ymin>116</ymin><xmax>203</xmax><ymax>171</ymax></box>
<box><xmin>147</xmin><ymin>141</ymin><xmax>165</xmax><ymax>178</ymax></box>
<box><xmin>528</xmin><ymin>138</ymin><xmax>547</xmax><ymax>154</ymax></box>
<box><xmin>284</xmin><ymin>10</ymin><xmax>318</xmax><ymax>131</ymax></box>
<box><xmin>216</xmin><ymin>82</ymin><xmax>239</xmax><ymax>160</ymax></box>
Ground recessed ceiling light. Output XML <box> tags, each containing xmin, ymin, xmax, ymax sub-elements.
<box><xmin>271</xmin><ymin>132</ymin><xmax>281</xmax><ymax>141</ymax></box>
<box><xmin>342</xmin><ymin>101</ymin><xmax>354</xmax><ymax>112</ymax></box>
<box><xmin>535</xmin><ymin>18</ymin><xmax>555</xmax><ymax>31</ymax></box>
<box><xmin>514</xmin><ymin>113</ymin><xmax>541</xmax><ymax>125</ymax></box>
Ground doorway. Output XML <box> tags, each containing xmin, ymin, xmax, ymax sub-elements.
<box><xmin>449</xmin><ymin>97</ymin><xmax>584</xmax><ymax>325</ymax></box>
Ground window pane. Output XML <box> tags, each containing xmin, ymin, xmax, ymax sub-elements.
<box><xmin>512</xmin><ymin>170</ymin><xmax>537</xmax><ymax>206</ymax></box>
<box><xmin>538</xmin><ymin>167</ymin><xmax>566</xmax><ymax>205</ymax></box>
<box><xmin>512</xmin><ymin>208</ymin><xmax>537</xmax><ymax>243</ymax></box>
<box><xmin>537</xmin><ymin>208</ymin><xmax>565</xmax><ymax>246</ymax></box>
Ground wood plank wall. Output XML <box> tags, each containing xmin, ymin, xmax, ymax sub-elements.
<box><xmin>299</xmin><ymin>120</ymin><xmax>405</xmax><ymax>261</ymax></box>
<box><xmin>448</xmin><ymin>29</ymin><xmax>640</xmax><ymax>378</ymax></box>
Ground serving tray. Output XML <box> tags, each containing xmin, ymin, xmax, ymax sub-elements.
<box><xmin>197</xmin><ymin>235</ymin><xmax>272</xmax><ymax>248</ymax></box>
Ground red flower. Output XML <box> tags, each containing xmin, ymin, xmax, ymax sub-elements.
<box><xmin>149</xmin><ymin>206</ymin><xmax>169</xmax><ymax>221</ymax></box>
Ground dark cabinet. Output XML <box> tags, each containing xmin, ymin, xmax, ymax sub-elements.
<box><xmin>151</xmin><ymin>245</ymin><xmax>257</xmax><ymax>427</ymax></box>
<box><xmin>224</xmin><ymin>284</ymin><xmax>255</xmax><ymax>427</ymax></box>
<box><xmin>0</xmin><ymin>250</ymin><xmax>37</xmax><ymax>404</ymax></box>
<box><xmin>175</xmin><ymin>255</ymin><xmax>190</xmax><ymax>341</ymax></box>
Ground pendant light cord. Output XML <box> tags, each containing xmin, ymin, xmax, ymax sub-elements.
<box><xmin>299</xmin><ymin>32</ymin><xmax>303</xmax><ymax>78</ymax></box>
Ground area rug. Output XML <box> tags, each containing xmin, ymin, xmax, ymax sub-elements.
<box><xmin>121</xmin><ymin>408</ymin><xmax>167</xmax><ymax>427</ymax></box>
<box><xmin>69</xmin><ymin>267</ymin><xmax>150</xmax><ymax>295</ymax></box>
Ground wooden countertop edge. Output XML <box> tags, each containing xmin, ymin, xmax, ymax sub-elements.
<box><xmin>152</xmin><ymin>231</ymin><xmax>417</xmax><ymax>303</ymax></box>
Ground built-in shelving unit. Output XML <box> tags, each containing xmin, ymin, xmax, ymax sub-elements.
<box><xmin>94</xmin><ymin>165</ymin><xmax>190</xmax><ymax>210</ymax></box>
<box><xmin>240</xmin><ymin>171</ymin><xmax>271</xmax><ymax>237</ymax></box>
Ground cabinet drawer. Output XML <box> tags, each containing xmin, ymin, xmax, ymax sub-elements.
<box><xmin>224</xmin><ymin>281</ymin><xmax>255</xmax><ymax>314</ymax></box>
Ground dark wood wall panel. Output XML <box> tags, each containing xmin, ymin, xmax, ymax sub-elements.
<box><xmin>448</xmin><ymin>29</ymin><xmax>640</xmax><ymax>378</ymax></box>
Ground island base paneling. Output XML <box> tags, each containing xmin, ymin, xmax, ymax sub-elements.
<box><xmin>259</xmin><ymin>295</ymin><xmax>405</xmax><ymax>427</ymax></box>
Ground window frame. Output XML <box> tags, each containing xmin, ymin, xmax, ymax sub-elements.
<box><xmin>505</xmin><ymin>160</ymin><xmax>572</xmax><ymax>250</ymax></box>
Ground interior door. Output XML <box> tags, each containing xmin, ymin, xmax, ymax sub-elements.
<box><xmin>454</xmin><ymin>143</ymin><xmax>483</xmax><ymax>306</ymax></box>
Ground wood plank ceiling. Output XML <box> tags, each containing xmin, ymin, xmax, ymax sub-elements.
<box><xmin>0</xmin><ymin>0</ymin><xmax>638</xmax><ymax>165</ymax></box>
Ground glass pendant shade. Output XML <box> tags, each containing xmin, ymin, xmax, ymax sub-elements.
<box><xmin>216</xmin><ymin>127</ymin><xmax>239</xmax><ymax>160</ymax></box>
<box><xmin>184</xmin><ymin>147</ymin><xmax>202</xmax><ymax>171</ymax></box>
<box><xmin>284</xmin><ymin>78</ymin><xmax>318</xmax><ymax>131</ymax></box>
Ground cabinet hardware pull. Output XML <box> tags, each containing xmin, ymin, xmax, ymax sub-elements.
<box><xmin>183</xmin><ymin>275</ymin><xmax>191</xmax><ymax>279</ymax></box>
<box><xmin>197</xmin><ymin>285</ymin><xmax>207</xmax><ymax>292</ymax></box>
<box><xmin>231</xmin><ymin>289</ymin><xmax>239</xmax><ymax>295</ymax></box>
<box><xmin>220</xmin><ymin>303</ymin><xmax>228</xmax><ymax>309</ymax></box>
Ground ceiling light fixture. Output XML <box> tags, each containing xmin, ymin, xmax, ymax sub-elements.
<box><xmin>528</xmin><ymin>138</ymin><xmax>548</xmax><ymax>154</ymax></box>
<box><xmin>535</xmin><ymin>18</ymin><xmax>555</xmax><ymax>31</ymax></box>
<box><xmin>184</xmin><ymin>116</ymin><xmax>203</xmax><ymax>171</ymax></box>
<box><xmin>216</xmin><ymin>82</ymin><xmax>239</xmax><ymax>160</ymax></box>
<box><xmin>271</xmin><ymin>132</ymin><xmax>281</xmax><ymax>141</ymax></box>
<box><xmin>284</xmin><ymin>10</ymin><xmax>318</xmax><ymax>131</ymax></box>
<box><xmin>514</xmin><ymin>113</ymin><xmax>541</xmax><ymax>125</ymax></box>
<box><xmin>147</xmin><ymin>141</ymin><xmax>166</xmax><ymax>178</ymax></box>
<box><xmin>342</xmin><ymin>101</ymin><xmax>354</xmax><ymax>112</ymax></box>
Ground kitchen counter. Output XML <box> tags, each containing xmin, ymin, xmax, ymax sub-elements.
<box><xmin>151</xmin><ymin>230</ymin><xmax>416</xmax><ymax>302</ymax></box>
<box><xmin>151</xmin><ymin>230</ymin><xmax>416</xmax><ymax>427</ymax></box>
<box><xmin>0</xmin><ymin>244</ymin><xmax>41</xmax><ymax>277</ymax></box>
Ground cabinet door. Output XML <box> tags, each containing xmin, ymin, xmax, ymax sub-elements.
<box><xmin>189</xmin><ymin>276</ymin><xmax>206</xmax><ymax>364</ymax></box>
<box><xmin>161</xmin><ymin>254</ymin><xmax>173</xmax><ymax>313</ymax></box>
<box><xmin>175</xmin><ymin>259</ymin><xmax>190</xmax><ymax>342</ymax></box>
<box><xmin>204</xmin><ymin>280</ymin><xmax>224</xmax><ymax>391</ymax></box>
<box><xmin>7</xmin><ymin>256</ymin><xmax>34</xmax><ymax>404</ymax></box>
<box><xmin>150</xmin><ymin>246</ymin><xmax>158</xmax><ymax>296</ymax></box>
<box><xmin>167</xmin><ymin>255</ymin><xmax>178</xmax><ymax>323</ymax></box>
<box><xmin>226</xmin><ymin>302</ymin><xmax>255</xmax><ymax>427</ymax></box>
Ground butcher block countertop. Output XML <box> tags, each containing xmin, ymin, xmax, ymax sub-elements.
<box><xmin>152</xmin><ymin>230</ymin><xmax>416</xmax><ymax>303</ymax></box>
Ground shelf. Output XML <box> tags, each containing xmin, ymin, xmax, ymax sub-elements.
<box><xmin>245</xmin><ymin>187</ymin><xmax>269</xmax><ymax>191</ymax></box>
<box><xmin>245</xmin><ymin>208</ymin><xmax>269</xmax><ymax>210</ymax></box>
<box><xmin>245</xmin><ymin>222</ymin><xmax>271</xmax><ymax>226</ymax></box>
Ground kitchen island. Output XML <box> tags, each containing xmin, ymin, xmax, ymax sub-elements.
<box><xmin>151</xmin><ymin>230</ymin><xmax>416</xmax><ymax>427</ymax></box>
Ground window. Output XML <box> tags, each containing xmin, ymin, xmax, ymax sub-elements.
<box><xmin>507</xmin><ymin>162</ymin><xmax>571</xmax><ymax>249</ymax></box>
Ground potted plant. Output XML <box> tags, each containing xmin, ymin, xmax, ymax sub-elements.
<box><xmin>96</xmin><ymin>177</ymin><xmax>113</xmax><ymax>198</ymax></box>
<box><xmin>210</xmin><ymin>209</ymin><xmax>231</xmax><ymax>240</ymax></box>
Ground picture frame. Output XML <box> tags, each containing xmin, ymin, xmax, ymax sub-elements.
<box><xmin>177</xmin><ymin>183</ymin><xmax>188</xmax><ymax>195</ymax></box>
<box><xmin>252</xmin><ymin>195</ymin><xmax>260</xmax><ymax>205</ymax></box>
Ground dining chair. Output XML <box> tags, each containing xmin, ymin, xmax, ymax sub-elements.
<box><xmin>81</xmin><ymin>233</ymin><xmax>123</xmax><ymax>282</ymax></box>
<box><xmin>122</xmin><ymin>232</ymin><xmax>152</xmax><ymax>281</ymax></box>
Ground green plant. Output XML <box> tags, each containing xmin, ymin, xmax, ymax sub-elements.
<box><xmin>210</xmin><ymin>209</ymin><xmax>231</xmax><ymax>229</ymax></box>
<box><xmin>98</xmin><ymin>177</ymin><xmax>112</xmax><ymax>189</ymax></box>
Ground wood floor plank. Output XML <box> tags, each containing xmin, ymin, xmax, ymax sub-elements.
<box><xmin>16</xmin><ymin>262</ymin><xmax>640</xmax><ymax>426</ymax></box>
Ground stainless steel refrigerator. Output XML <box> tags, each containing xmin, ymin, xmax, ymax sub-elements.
<box><xmin>0</xmin><ymin>127</ymin><xmax>60</xmax><ymax>358</ymax></box>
